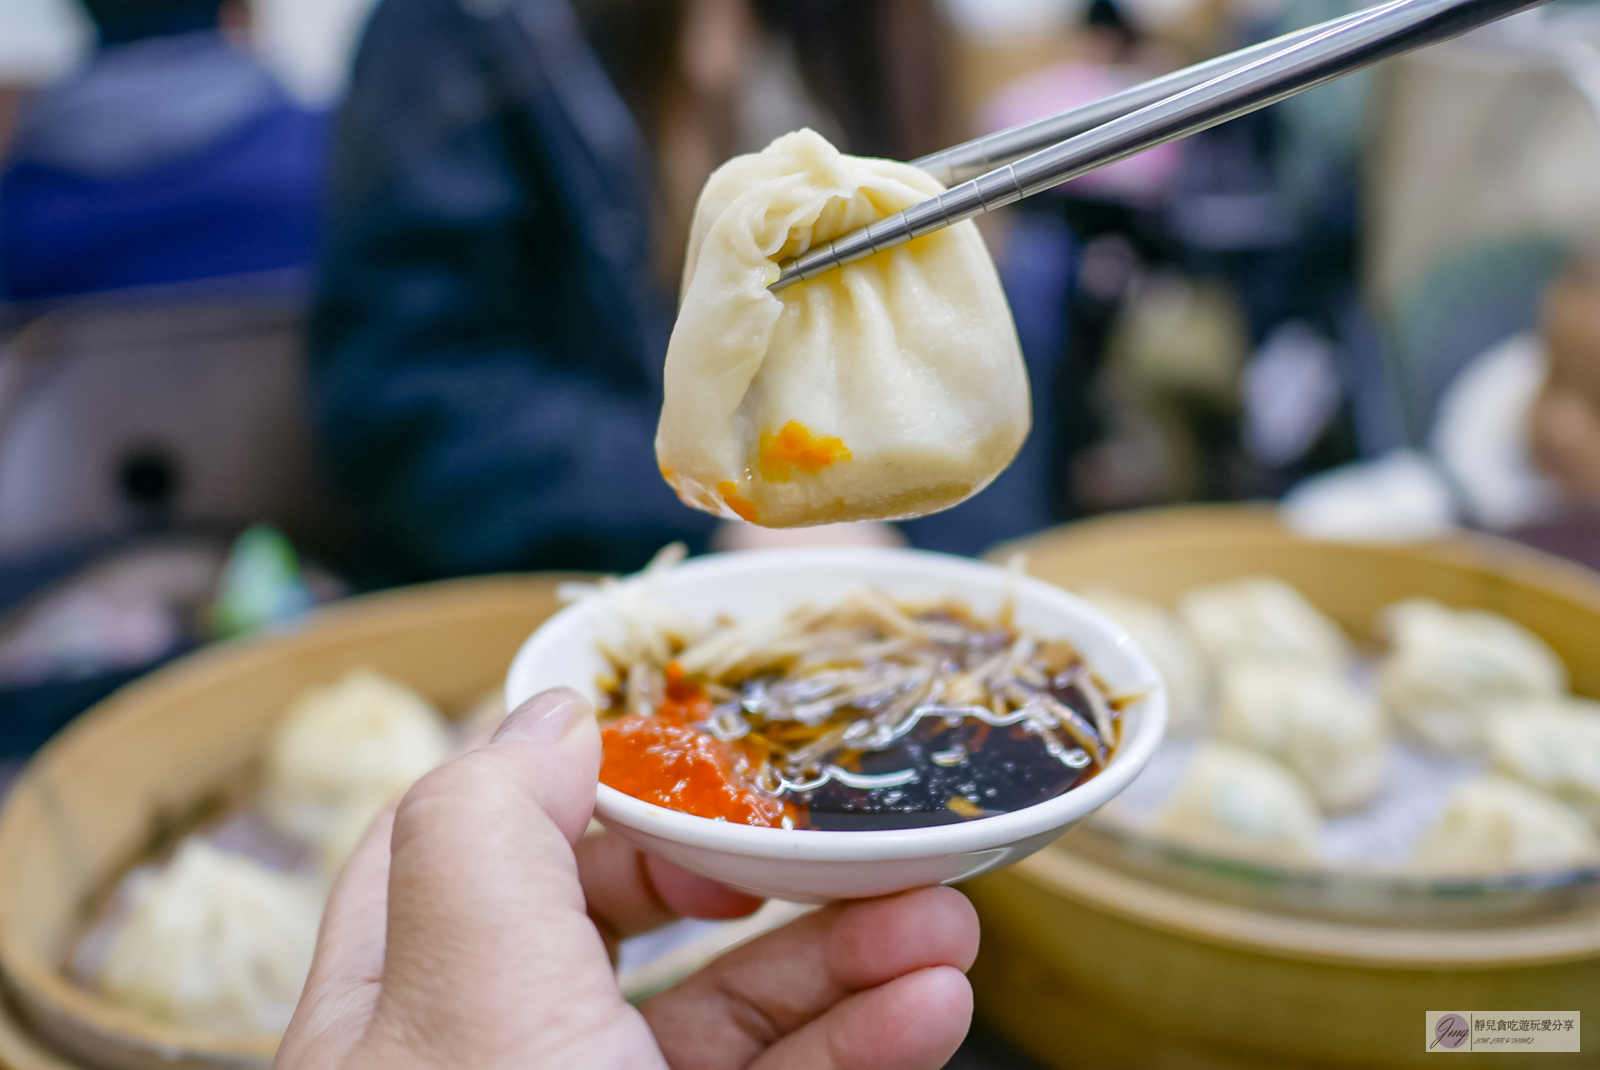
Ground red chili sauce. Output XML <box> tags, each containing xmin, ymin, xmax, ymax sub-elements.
<box><xmin>600</xmin><ymin>663</ymin><xmax>793</xmax><ymax>827</ymax></box>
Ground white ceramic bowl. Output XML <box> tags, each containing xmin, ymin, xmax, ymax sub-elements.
<box><xmin>505</xmin><ymin>548</ymin><xmax>1167</xmax><ymax>902</ymax></box>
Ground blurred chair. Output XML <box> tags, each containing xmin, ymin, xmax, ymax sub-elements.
<box><xmin>0</xmin><ymin>278</ymin><xmax>349</xmax><ymax>561</ymax></box>
<box><xmin>0</xmin><ymin>278</ymin><xmax>351</xmax><ymax>752</ymax></box>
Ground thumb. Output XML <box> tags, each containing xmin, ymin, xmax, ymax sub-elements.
<box><xmin>355</xmin><ymin>688</ymin><xmax>635</xmax><ymax>1066</ymax></box>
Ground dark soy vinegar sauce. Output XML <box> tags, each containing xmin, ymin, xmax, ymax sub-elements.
<box><xmin>790</xmin><ymin>676</ymin><xmax>1111</xmax><ymax>831</ymax></box>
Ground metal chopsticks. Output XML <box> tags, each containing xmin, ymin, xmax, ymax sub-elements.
<box><xmin>912</xmin><ymin>3</ymin><xmax>1383</xmax><ymax>187</ymax></box>
<box><xmin>770</xmin><ymin>0</ymin><xmax>1547</xmax><ymax>292</ymax></box>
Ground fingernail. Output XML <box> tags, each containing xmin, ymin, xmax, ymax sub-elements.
<box><xmin>492</xmin><ymin>688</ymin><xmax>590</xmax><ymax>745</ymax></box>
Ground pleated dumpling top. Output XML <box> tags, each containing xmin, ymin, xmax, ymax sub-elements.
<box><xmin>657</xmin><ymin>129</ymin><xmax>1029</xmax><ymax>528</ymax></box>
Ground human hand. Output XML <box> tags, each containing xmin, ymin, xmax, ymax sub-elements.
<box><xmin>275</xmin><ymin>688</ymin><xmax>978</xmax><ymax>1070</ymax></box>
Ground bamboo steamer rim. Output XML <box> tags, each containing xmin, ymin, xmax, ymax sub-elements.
<box><xmin>0</xmin><ymin>997</ymin><xmax>84</xmax><ymax>1070</ymax></box>
<box><xmin>0</xmin><ymin>573</ymin><xmax>575</xmax><ymax>1065</ymax></box>
<box><xmin>1011</xmin><ymin>843</ymin><xmax>1600</xmax><ymax>969</ymax></box>
<box><xmin>996</xmin><ymin>503</ymin><xmax>1600</xmax><ymax>614</ymax></box>
<box><xmin>996</xmin><ymin>505</ymin><xmax>1600</xmax><ymax>969</ymax></box>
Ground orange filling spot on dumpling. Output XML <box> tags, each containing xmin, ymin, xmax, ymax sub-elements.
<box><xmin>757</xmin><ymin>421</ymin><xmax>851</xmax><ymax>482</ymax></box>
<box><xmin>717</xmin><ymin>481</ymin><xmax>759</xmax><ymax>523</ymax></box>
<box><xmin>659</xmin><ymin>465</ymin><xmax>674</xmax><ymax>483</ymax></box>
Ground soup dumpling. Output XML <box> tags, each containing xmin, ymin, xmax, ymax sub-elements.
<box><xmin>1412</xmin><ymin>775</ymin><xmax>1599</xmax><ymax>876</ymax></box>
<box><xmin>1216</xmin><ymin>662</ymin><xmax>1388</xmax><ymax>812</ymax></box>
<box><xmin>262</xmin><ymin>669</ymin><xmax>451</xmax><ymax>850</ymax></box>
<box><xmin>1378</xmin><ymin>599</ymin><xmax>1566</xmax><ymax>753</ymax></box>
<box><xmin>657</xmin><ymin>129</ymin><xmax>1029</xmax><ymax>528</ymax></box>
<box><xmin>1488</xmin><ymin>697</ymin><xmax>1600</xmax><ymax>827</ymax></box>
<box><xmin>98</xmin><ymin>839</ymin><xmax>322</xmax><ymax>1035</ymax></box>
<box><xmin>1177</xmin><ymin>576</ymin><xmax>1350</xmax><ymax>674</ymax></box>
<box><xmin>1155</xmin><ymin>742</ymin><xmax>1322</xmax><ymax>863</ymax></box>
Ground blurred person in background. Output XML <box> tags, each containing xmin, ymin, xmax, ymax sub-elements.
<box><xmin>1278</xmin><ymin>252</ymin><xmax>1600</xmax><ymax>564</ymax></box>
<box><xmin>1534</xmin><ymin>260</ymin><xmax>1600</xmax><ymax>508</ymax></box>
<box><xmin>1518</xmin><ymin>257</ymin><xmax>1600</xmax><ymax>571</ymax></box>
<box><xmin>953</xmin><ymin>0</ymin><xmax>1373</xmax><ymax>522</ymax></box>
<box><xmin>312</xmin><ymin>0</ymin><xmax>1062</xmax><ymax>584</ymax></box>
<box><xmin>0</xmin><ymin>0</ymin><xmax>327</xmax><ymax>301</ymax></box>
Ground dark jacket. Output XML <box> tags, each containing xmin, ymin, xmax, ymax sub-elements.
<box><xmin>312</xmin><ymin>0</ymin><xmax>1056</xmax><ymax>581</ymax></box>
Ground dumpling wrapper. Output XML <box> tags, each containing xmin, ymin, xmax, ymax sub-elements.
<box><xmin>657</xmin><ymin>129</ymin><xmax>1029</xmax><ymax>528</ymax></box>
<box><xmin>1154</xmin><ymin>742</ymin><xmax>1322</xmax><ymax>863</ymax></box>
<box><xmin>262</xmin><ymin>669</ymin><xmax>451</xmax><ymax>848</ymax></box>
<box><xmin>1178</xmin><ymin>576</ymin><xmax>1351</xmax><ymax>674</ymax></box>
<box><xmin>1412</xmin><ymin>775</ymin><xmax>1599</xmax><ymax>876</ymax></box>
<box><xmin>1488</xmin><ymin>697</ymin><xmax>1600</xmax><ymax>827</ymax></box>
<box><xmin>1215</xmin><ymin>661</ymin><xmax>1389</xmax><ymax>812</ymax></box>
<box><xmin>99</xmin><ymin>839</ymin><xmax>322</xmax><ymax>1036</ymax></box>
<box><xmin>1378</xmin><ymin>598</ymin><xmax>1567</xmax><ymax>753</ymax></box>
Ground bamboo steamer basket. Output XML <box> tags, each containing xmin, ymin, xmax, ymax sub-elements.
<box><xmin>969</xmin><ymin>506</ymin><xmax>1600</xmax><ymax>1068</ymax></box>
<box><xmin>0</xmin><ymin>999</ymin><xmax>81</xmax><ymax>1070</ymax></box>
<box><xmin>0</xmin><ymin>575</ymin><xmax>570</xmax><ymax>1070</ymax></box>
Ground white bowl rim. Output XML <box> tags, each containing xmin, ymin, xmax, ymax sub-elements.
<box><xmin>506</xmin><ymin>547</ymin><xmax>1168</xmax><ymax>863</ymax></box>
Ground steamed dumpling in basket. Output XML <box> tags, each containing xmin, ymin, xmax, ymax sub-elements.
<box><xmin>1215</xmin><ymin>661</ymin><xmax>1389</xmax><ymax>812</ymax></box>
<box><xmin>657</xmin><ymin>129</ymin><xmax>1030</xmax><ymax>528</ymax></box>
<box><xmin>1488</xmin><ymin>697</ymin><xmax>1600</xmax><ymax>827</ymax></box>
<box><xmin>262</xmin><ymin>668</ymin><xmax>451</xmax><ymax>874</ymax></box>
<box><xmin>1177</xmin><ymin>576</ymin><xmax>1351</xmax><ymax>674</ymax></box>
<box><xmin>1154</xmin><ymin>742</ymin><xmax>1323</xmax><ymax>863</ymax></box>
<box><xmin>1378</xmin><ymin>599</ymin><xmax>1566</xmax><ymax>753</ymax></box>
<box><xmin>1412</xmin><ymin>775</ymin><xmax>1600</xmax><ymax>876</ymax></box>
<box><xmin>98</xmin><ymin>839</ymin><xmax>322</xmax><ymax>1035</ymax></box>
